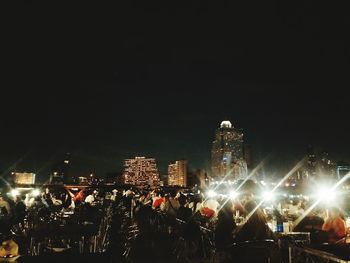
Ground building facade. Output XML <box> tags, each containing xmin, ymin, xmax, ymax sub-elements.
<box><xmin>319</xmin><ymin>151</ymin><xmax>336</xmax><ymax>179</ymax></box>
<box><xmin>305</xmin><ymin>145</ymin><xmax>317</xmax><ymax>179</ymax></box>
<box><xmin>168</xmin><ymin>160</ymin><xmax>188</xmax><ymax>187</ymax></box>
<box><xmin>12</xmin><ymin>172</ymin><xmax>36</xmax><ymax>185</ymax></box>
<box><xmin>51</xmin><ymin>152</ymin><xmax>71</xmax><ymax>184</ymax></box>
<box><xmin>211</xmin><ymin>120</ymin><xmax>247</xmax><ymax>180</ymax></box>
<box><xmin>336</xmin><ymin>161</ymin><xmax>349</xmax><ymax>180</ymax></box>
<box><xmin>123</xmin><ymin>157</ymin><xmax>160</xmax><ymax>187</ymax></box>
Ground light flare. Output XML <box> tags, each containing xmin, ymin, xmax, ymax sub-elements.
<box><xmin>293</xmin><ymin>172</ymin><xmax>350</xmax><ymax>230</ymax></box>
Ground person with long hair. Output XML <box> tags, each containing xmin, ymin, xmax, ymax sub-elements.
<box><xmin>215</xmin><ymin>200</ymin><xmax>236</xmax><ymax>250</ymax></box>
<box><xmin>234</xmin><ymin>200</ymin><xmax>276</xmax><ymax>242</ymax></box>
<box><xmin>232</xmin><ymin>201</ymin><xmax>281</xmax><ymax>263</ymax></box>
<box><xmin>322</xmin><ymin>207</ymin><xmax>348</xmax><ymax>244</ymax></box>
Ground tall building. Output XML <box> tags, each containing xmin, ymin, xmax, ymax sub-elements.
<box><xmin>12</xmin><ymin>172</ymin><xmax>36</xmax><ymax>185</ymax></box>
<box><xmin>51</xmin><ymin>152</ymin><xmax>71</xmax><ymax>184</ymax></box>
<box><xmin>336</xmin><ymin>161</ymin><xmax>350</xmax><ymax>188</ymax></box>
<box><xmin>319</xmin><ymin>151</ymin><xmax>336</xmax><ymax>178</ymax></box>
<box><xmin>337</xmin><ymin>161</ymin><xmax>350</xmax><ymax>179</ymax></box>
<box><xmin>302</xmin><ymin>146</ymin><xmax>337</xmax><ymax>180</ymax></box>
<box><xmin>244</xmin><ymin>144</ymin><xmax>253</xmax><ymax>170</ymax></box>
<box><xmin>303</xmin><ymin>145</ymin><xmax>317</xmax><ymax>179</ymax></box>
<box><xmin>168</xmin><ymin>160</ymin><xmax>188</xmax><ymax>187</ymax></box>
<box><xmin>123</xmin><ymin>157</ymin><xmax>160</xmax><ymax>187</ymax></box>
<box><xmin>211</xmin><ymin>120</ymin><xmax>247</xmax><ymax>180</ymax></box>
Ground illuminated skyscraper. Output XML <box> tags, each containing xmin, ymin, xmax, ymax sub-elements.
<box><xmin>168</xmin><ymin>160</ymin><xmax>187</xmax><ymax>187</ymax></box>
<box><xmin>12</xmin><ymin>172</ymin><xmax>36</xmax><ymax>185</ymax></box>
<box><xmin>123</xmin><ymin>157</ymin><xmax>160</xmax><ymax>186</ymax></box>
<box><xmin>211</xmin><ymin>120</ymin><xmax>247</xmax><ymax>180</ymax></box>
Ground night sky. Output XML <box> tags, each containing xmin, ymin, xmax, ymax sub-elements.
<box><xmin>1</xmin><ymin>2</ymin><xmax>349</xmax><ymax>181</ymax></box>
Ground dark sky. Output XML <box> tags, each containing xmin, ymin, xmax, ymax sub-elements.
<box><xmin>1</xmin><ymin>2</ymin><xmax>349</xmax><ymax>181</ymax></box>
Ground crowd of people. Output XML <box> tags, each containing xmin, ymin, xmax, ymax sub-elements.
<box><xmin>0</xmin><ymin>185</ymin><xmax>349</xmax><ymax>262</ymax></box>
<box><xmin>0</xmin><ymin>187</ymin><xmax>108</xmax><ymax>258</ymax></box>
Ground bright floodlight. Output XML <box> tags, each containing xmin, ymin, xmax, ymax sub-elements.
<box><xmin>207</xmin><ymin>190</ymin><xmax>217</xmax><ymax>198</ymax></box>
<box><xmin>263</xmin><ymin>191</ymin><xmax>274</xmax><ymax>201</ymax></box>
<box><xmin>316</xmin><ymin>188</ymin><xmax>336</xmax><ymax>203</ymax></box>
<box><xmin>11</xmin><ymin>189</ymin><xmax>19</xmax><ymax>197</ymax></box>
<box><xmin>32</xmin><ymin>189</ymin><xmax>40</xmax><ymax>197</ymax></box>
<box><xmin>229</xmin><ymin>190</ymin><xmax>239</xmax><ymax>199</ymax></box>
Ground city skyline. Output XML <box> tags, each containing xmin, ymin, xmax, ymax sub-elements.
<box><xmin>1</xmin><ymin>118</ymin><xmax>348</xmax><ymax>183</ymax></box>
<box><xmin>1</xmin><ymin>3</ymin><xmax>349</xmax><ymax>181</ymax></box>
<box><xmin>1</xmin><ymin>4</ymin><xmax>350</xmax><ymax>262</ymax></box>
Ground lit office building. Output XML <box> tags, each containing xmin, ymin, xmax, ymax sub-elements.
<box><xmin>168</xmin><ymin>160</ymin><xmax>187</xmax><ymax>187</ymax></box>
<box><xmin>12</xmin><ymin>172</ymin><xmax>36</xmax><ymax>185</ymax></box>
<box><xmin>211</xmin><ymin>120</ymin><xmax>247</xmax><ymax>180</ymax></box>
<box><xmin>123</xmin><ymin>157</ymin><xmax>160</xmax><ymax>186</ymax></box>
<box><xmin>50</xmin><ymin>152</ymin><xmax>71</xmax><ymax>184</ymax></box>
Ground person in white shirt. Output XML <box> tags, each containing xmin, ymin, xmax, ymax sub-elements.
<box><xmin>85</xmin><ymin>194</ymin><xmax>94</xmax><ymax>204</ymax></box>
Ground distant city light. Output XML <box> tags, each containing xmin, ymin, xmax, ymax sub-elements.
<box><xmin>207</xmin><ymin>190</ymin><xmax>217</xmax><ymax>198</ymax></box>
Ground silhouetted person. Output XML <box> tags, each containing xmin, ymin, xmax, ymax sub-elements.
<box><xmin>13</xmin><ymin>196</ymin><xmax>26</xmax><ymax>224</ymax></box>
<box><xmin>235</xmin><ymin>201</ymin><xmax>276</xmax><ymax>242</ymax></box>
<box><xmin>177</xmin><ymin>194</ymin><xmax>192</xmax><ymax>222</ymax></box>
<box><xmin>215</xmin><ymin>201</ymin><xmax>236</xmax><ymax>250</ymax></box>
